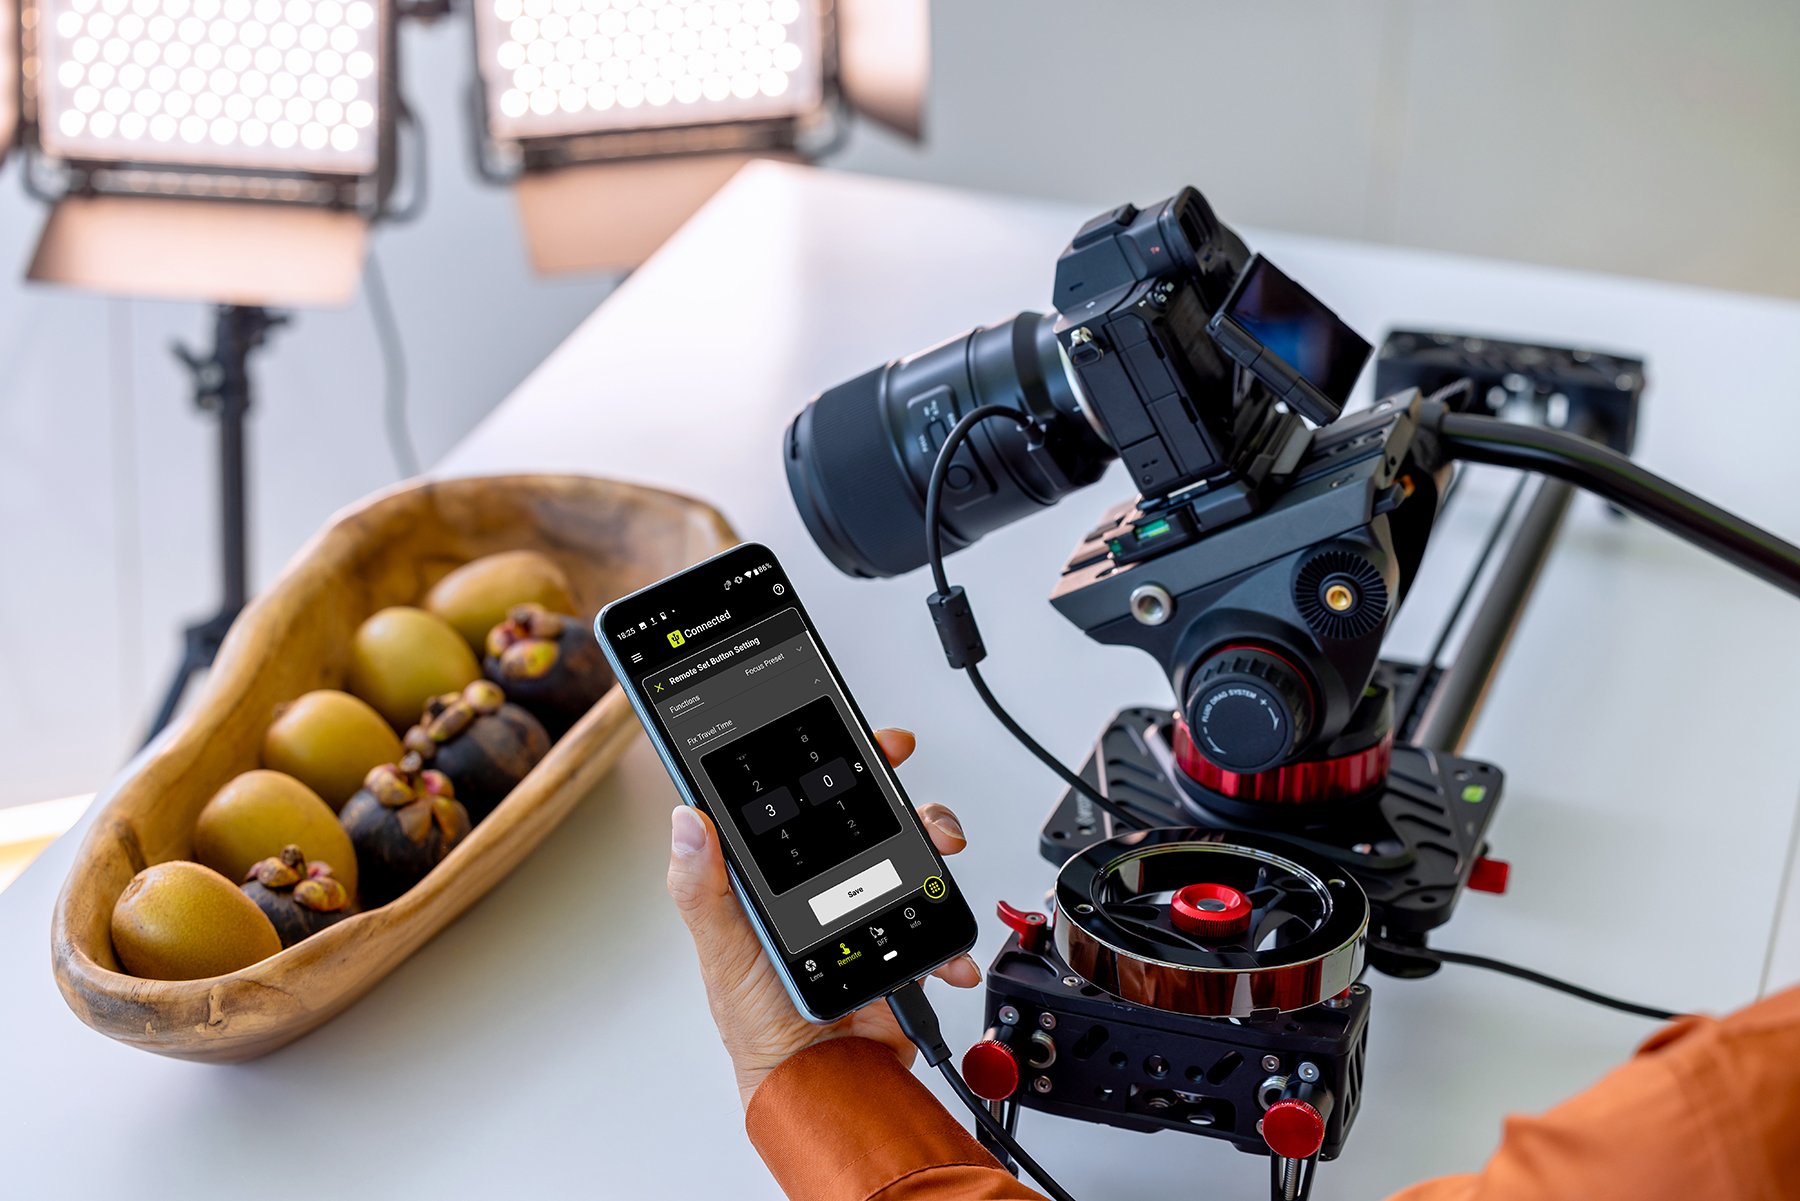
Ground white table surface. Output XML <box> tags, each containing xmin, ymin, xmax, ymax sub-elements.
<box><xmin>5</xmin><ymin>162</ymin><xmax>1800</xmax><ymax>1200</ymax></box>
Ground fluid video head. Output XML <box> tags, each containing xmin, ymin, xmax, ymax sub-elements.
<box><xmin>786</xmin><ymin>185</ymin><xmax>1391</xmax><ymax>790</ymax></box>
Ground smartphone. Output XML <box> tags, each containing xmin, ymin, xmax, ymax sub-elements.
<box><xmin>597</xmin><ymin>543</ymin><xmax>980</xmax><ymax>1023</ymax></box>
<box><xmin>1205</xmin><ymin>252</ymin><xmax>1372</xmax><ymax>427</ymax></box>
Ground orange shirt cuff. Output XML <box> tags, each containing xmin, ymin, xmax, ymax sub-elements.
<box><xmin>746</xmin><ymin>1036</ymin><xmax>1042</xmax><ymax>1201</ymax></box>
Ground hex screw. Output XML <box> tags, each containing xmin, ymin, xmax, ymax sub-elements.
<box><xmin>1261</xmin><ymin>1054</ymin><xmax>1281</xmax><ymax>1072</ymax></box>
<box><xmin>997</xmin><ymin>1005</ymin><xmax>1021</xmax><ymax>1027</ymax></box>
<box><xmin>1298</xmin><ymin>1062</ymin><xmax>1321</xmax><ymax>1083</ymax></box>
<box><xmin>1032</xmin><ymin>1076</ymin><xmax>1053</xmax><ymax>1094</ymax></box>
<box><xmin>1038</xmin><ymin>1012</ymin><xmax>1057</xmax><ymax>1030</ymax></box>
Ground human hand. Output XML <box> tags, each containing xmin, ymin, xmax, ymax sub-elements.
<box><xmin>666</xmin><ymin>727</ymin><xmax>982</xmax><ymax>1109</ymax></box>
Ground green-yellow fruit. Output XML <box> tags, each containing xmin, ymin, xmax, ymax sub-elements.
<box><xmin>262</xmin><ymin>690</ymin><xmax>405</xmax><ymax>812</ymax></box>
<box><xmin>110</xmin><ymin>861</ymin><xmax>283</xmax><ymax>980</ymax></box>
<box><xmin>425</xmin><ymin>550</ymin><xmax>578</xmax><ymax>651</ymax></box>
<box><xmin>193</xmin><ymin>769</ymin><xmax>358</xmax><ymax>898</ymax></box>
<box><xmin>347</xmin><ymin>606</ymin><xmax>481</xmax><ymax>730</ymax></box>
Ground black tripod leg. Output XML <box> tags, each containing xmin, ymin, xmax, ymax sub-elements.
<box><xmin>975</xmin><ymin>1098</ymin><xmax>1019</xmax><ymax>1175</ymax></box>
<box><xmin>141</xmin><ymin>304</ymin><xmax>283</xmax><ymax>747</ymax></box>
<box><xmin>1269</xmin><ymin>1152</ymin><xmax>1322</xmax><ymax>1201</ymax></box>
<box><xmin>144</xmin><ymin>638</ymin><xmax>205</xmax><ymax>744</ymax></box>
<box><xmin>142</xmin><ymin>610</ymin><xmax>238</xmax><ymax>745</ymax></box>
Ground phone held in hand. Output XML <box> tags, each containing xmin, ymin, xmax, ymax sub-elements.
<box><xmin>598</xmin><ymin>543</ymin><xmax>979</xmax><ymax>1023</ymax></box>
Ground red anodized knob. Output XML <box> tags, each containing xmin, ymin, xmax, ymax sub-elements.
<box><xmin>1170</xmin><ymin>882</ymin><xmax>1252</xmax><ymax>939</ymax></box>
<box><xmin>962</xmin><ymin>1040</ymin><xmax>1021</xmax><ymax>1102</ymax></box>
<box><xmin>1262</xmin><ymin>1099</ymin><xmax>1326</xmax><ymax>1160</ymax></box>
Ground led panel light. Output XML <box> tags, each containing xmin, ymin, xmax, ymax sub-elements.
<box><xmin>473</xmin><ymin>0</ymin><xmax>822</xmax><ymax>143</ymax></box>
<box><xmin>30</xmin><ymin>0</ymin><xmax>383</xmax><ymax>174</ymax></box>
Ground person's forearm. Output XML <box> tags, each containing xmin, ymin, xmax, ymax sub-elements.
<box><xmin>746</xmin><ymin>1036</ymin><xmax>1044</xmax><ymax>1201</ymax></box>
<box><xmin>1384</xmin><ymin>983</ymin><xmax>1800</xmax><ymax>1201</ymax></box>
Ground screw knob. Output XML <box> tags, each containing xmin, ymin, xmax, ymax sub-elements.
<box><xmin>1262</xmin><ymin>1099</ymin><xmax>1326</xmax><ymax>1160</ymax></box>
<box><xmin>962</xmin><ymin>1040</ymin><xmax>1020</xmax><ymax>1102</ymax></box>
<box><xmin>1170</xmin><ymin>882</ymin><xmax>1252</xmax><ymax>939</ymax></box>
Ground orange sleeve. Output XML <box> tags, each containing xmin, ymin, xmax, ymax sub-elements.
<box><xmin>745</xmin><ymin>1036</ymin><xmax>1046</xmax><ymax>1201</ymax></box>
<box><xmin>747</xmin><ymin>985</ymin><xmax>1800</xmax><ymax>1201</ymax></box>
<box><xmin>1386</xmin><ymin>982</ymin><xmax>1800</xmax><ymax>1201</ymax></box>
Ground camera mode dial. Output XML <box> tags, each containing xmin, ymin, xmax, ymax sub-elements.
<box><xmin>1184</xmin><ymin>647</ymin><xmax>1313</xmax><ymax>775</ymax></box>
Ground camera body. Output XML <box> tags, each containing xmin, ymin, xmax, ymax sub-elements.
<box><xmin>784</xmin><ymin>188</ymin><xmax>1322</xmax><ymax>583</ymax></box>
<box><xmin>787</xmin><ymin>184</ymin><xmax>1417</xmax><ymax>788</ymax></box>
<box><xmin>1049</xmin><ymin>192</ymin><xmax>1308</xmax><ymax>505</ymax></box>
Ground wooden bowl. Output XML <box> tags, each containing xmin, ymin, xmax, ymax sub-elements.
<box><xmin>51</xmin><ymin>474</ymin><xmax>734</xmax><ymax>1063</ymax></box>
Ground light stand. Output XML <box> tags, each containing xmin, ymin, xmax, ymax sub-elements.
<box><xmin>143</xmin><ymin>304</ymin><xmax>288</xmax><ymax>744</ymax></box>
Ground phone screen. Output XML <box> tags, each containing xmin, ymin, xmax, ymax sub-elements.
<box><xmin>599</xmin><ymin>543</ymin><xmax>978</xmax><ymax>1021</ymax></box>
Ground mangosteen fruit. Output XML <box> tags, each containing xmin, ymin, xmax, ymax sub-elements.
<box><xmin>340</xmin><ymin>763</ymin><xmax>472</xmax><ymax>908</ymax></box>
<box><xmin>400</xmin><ymin>679</ymin><xmax>549</xmax><ymax>823</ymax></box>
<box><xmin>240</xmin><ymin>844</ymin><xmax>353</xmax><ymax>948</ymax></box>
<box><xmin>483</xmin><ymin>603</ymin><xmax>614</xmax><ymax>738</ymax></box>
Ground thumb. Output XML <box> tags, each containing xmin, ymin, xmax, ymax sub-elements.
<box><xmin>667</xmin><ymin>805</ymin><xmax>740</xmax><ymax>947</ymax></box>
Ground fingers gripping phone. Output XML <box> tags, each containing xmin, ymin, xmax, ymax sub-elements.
<box><xmin>599</xmin><ymin>543</ymin><xmax>979</xmax><ymax>1023</ymax></box>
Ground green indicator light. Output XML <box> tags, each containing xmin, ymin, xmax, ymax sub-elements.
<box><xmin>1461</xmin><ymin>784</ymin><xmax>1487</xmax><ymax>803</ymax></box>
<box><xmin>1138</xmin><ymin>519</ymin><xmax>1172</xmax><ymax>540</ymax></box>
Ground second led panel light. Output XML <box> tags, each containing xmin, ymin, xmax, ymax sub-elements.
<box><xmin>474</xmin><ymin>0</ymin><xmax>820</xmax><ymax>141</ymax></box>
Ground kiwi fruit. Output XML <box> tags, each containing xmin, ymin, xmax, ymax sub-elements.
<box><xmin>111</xmin><ymin>861</ymin><xmax>282</xmax><ymax>980</ymax></box>
<box><xmin>262</xmin><ymin>690</ymin><xmax>405</xmax><ymax>812</ymax></box>
<box><xmin>425</xmin><ymin>550</ymin><xmax>577</xmax><ymax>652</ymax></box>
<box><xmin>347</xmin><ymin>606</ymin><xmax>481</xmax><ymax>730</ymax></box>
<box><xmin>193</xmin><ymin>769</ymin><xmax>358</xmax><ymax>899</ymax></box>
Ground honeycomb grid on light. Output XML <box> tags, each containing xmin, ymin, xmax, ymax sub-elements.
<box><xmin>475</xmin><ymin>0</ymin><xmax>821</xmax><ymax>141</ymax></box>
<box><xmin>35</xmin><ymin>0</ymin><xmax>383</xmax><ymax>173</ymax></box>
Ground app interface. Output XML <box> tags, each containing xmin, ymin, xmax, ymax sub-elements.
<box><xmin>700</xmin><ymin>695</ymin><xmax>901</xmax><ymax>895</ymax></box>
<box><xmin>607</xmin><ymin>551</ymin><xmax>970</xmax><ymax>1014</ymax></box>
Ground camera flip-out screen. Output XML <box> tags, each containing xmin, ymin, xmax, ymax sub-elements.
<box><xmin>1207</xmin><ymin>254</ymin><xmax>1371</xmax><ymax>426</ymax></box>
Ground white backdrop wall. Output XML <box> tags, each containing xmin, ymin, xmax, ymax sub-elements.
<box><xmin>4</xmin><ymin>0</ymin><xmax>1797</xmax><ymax>806</ymax></box>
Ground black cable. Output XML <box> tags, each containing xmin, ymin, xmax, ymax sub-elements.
<box><xmin>923</xmin><ymin>406</ymin><xmax>1144</xmax><ymax>832</ymax></box>
<box><xmin>1424</xmin><ymin>405</ymin><xmax>1800</xmax><ymax>600</ymax></box>
<box><xmin>382</xmin><ymin>94</ymin><xmax>430</xmax><ymax>225</ymax></box>
<box><xmin>1395</xmin><ymin>472</ymin><xmax>1530</xmax><ymax>736</ymax></box>
<box><xmin>363</xmin><ymin>249</ymin><xmax>421</xmax><ymax>479</ymax></box>
<box><xmin>1371</xmin><ymin>939</ymin><xmax>1679</xmax><ymax>1021</ymax></box>
<box><xmin>886</xmin><ymin>982</ymin><xmax>1078</xmax><ymax>1201</ymax></box>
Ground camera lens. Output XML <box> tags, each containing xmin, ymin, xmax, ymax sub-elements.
<box><xmin>785</xmin><ymin>313</ymin><xmax>1113</xmax><ymax>578</ymax></box>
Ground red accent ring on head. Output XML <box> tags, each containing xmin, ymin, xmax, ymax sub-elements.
<box><xmin>1263</xmin><ymin>1099</ymin><xmax>1326</xmax><ymax>1159</ymax></box>
<box><xmin>962</xmin><ymin>1040</ymin><xmax>1020</xmax><ymax>1102</ymax></box>
<box><xmin>1174</xmin><ymin>717</ymin><xmax>1391</xmax><ymax>804</ymax></box>
<box><xmin>1171</xmin><ymin>882</ymin><xmax>1252</xmax><ymax>939</ymax></box>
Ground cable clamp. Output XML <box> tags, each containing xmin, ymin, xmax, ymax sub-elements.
<box><xmin>927</xmin><ymin>586</ymin><xmax>988</xmax><ymax>669</ymax></box>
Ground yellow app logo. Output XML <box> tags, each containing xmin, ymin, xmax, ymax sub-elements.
<box><xmin>667</xmin><ymin>630</ymin><xmax>686</xmax><ymax>648</ymax></box>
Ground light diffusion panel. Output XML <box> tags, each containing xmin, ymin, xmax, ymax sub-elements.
<box><xmin>476</xmin><ymin>0</ymin><xmax>822</xmax><ymax>140</ymax></box>
<box><xmin>36</xmin><ymin>0</ymin><xmax>382</xmax><ymax>173</ymax></box>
